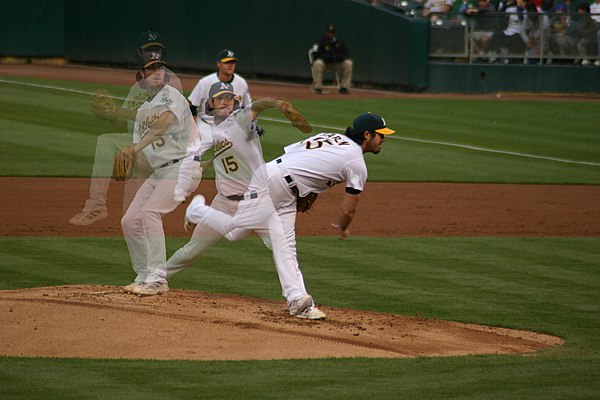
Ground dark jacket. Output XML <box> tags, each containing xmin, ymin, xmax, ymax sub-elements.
<box><xmin>316</xmin><ymin>34</ymin><xmax>349</xmax><ymax>64</ymax></box>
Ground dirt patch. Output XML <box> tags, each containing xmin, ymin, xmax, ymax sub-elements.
<box><xmin>0</xmin><ymin>285</ymin><xmax>563</xmax><ymax>361</ymax></box>
<box><xmin>2</xmin><ymin>178</ymin><xmax>600</xmax><ymax>237</ymax></box>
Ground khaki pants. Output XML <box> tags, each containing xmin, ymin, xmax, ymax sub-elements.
<box><xmin>311</xmin><ymin>59</ymin><xmax>353</xmax><ymax>90</ymax></box>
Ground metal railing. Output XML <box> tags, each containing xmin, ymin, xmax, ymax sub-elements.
<box><xmin>427</xmin><ymin>11</ymin><xmax>600</xmax><ymax>65</ymax></box>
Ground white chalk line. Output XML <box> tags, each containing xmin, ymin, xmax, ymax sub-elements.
<box><xmin>2</xmin><ymin>78</ymin><xmax>598</xmax><ymax>167</ymax></box>
<box><xmin>260</xmin><ymin>119</ymin><xmax>600</xmax><ymax>167</ymax></box>
<box><xmin>0</xmin><ymin>78</ymin><xmax>126</xmax><ymax>100</ymax></box>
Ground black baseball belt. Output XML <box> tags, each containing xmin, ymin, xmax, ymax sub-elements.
<box><xmin>226</xmin><ymin>192</ymin><xmax>259</xmax><ymax>201</ymax></box>
<box><xmin>159</xmin><ymin>155</ymin><xmax>201</xmax><ymax>169</ymax></box>
<box><xmin>276</xmin><ymin>158</ymin><xmax>299</xmax><ymax>196</ymax></box>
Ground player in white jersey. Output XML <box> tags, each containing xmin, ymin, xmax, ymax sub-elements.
<box><xmin>69</xmin><ymin>31</ymin><xmax>183</xmax><ymax>226</ymax></box>
<box><xmin>121</xmin><ymin>51</ymin><xmax>202</xmax><ymax>295</ymax></box>
<box><xmin>140</xmin><ymin>81</ymin><xmax>321</xmax><ymax>319</ymax></box>
<box><xmin>163</xmin><ymin>113</ymin><xmax>395</xmax><ymax>320</ymax></box>
<box><xmin>187</xmin><ymin>49</ymin><xmax>263</xmax><ymax>158</ymax></box>
<box><xmin>188</xmin><ymin>49</ymin><xmax>251</xmax><ymax>125</ymax></box>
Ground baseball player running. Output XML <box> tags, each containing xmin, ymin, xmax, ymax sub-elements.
<box><xmin>121</xmin><ymin>51</ymin><xmax>202</xmax><ymax>295</ymax></box>
<box><xmin>69</xmin><ymin>31</ymin><xmax>183</xmax><ymax>226</ymax></box>
<box><xmin>139</xmin><ymin>81</ymin><xmax>321</xmax><ymax>319</ymax></box>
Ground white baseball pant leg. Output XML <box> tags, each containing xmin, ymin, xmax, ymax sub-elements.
<box><xmin>121</xmin><ymin>166</ymin><xmax>180</xmax><ymax>283</ymax></box>
<box><xmin>83</xmin><ymin>133</ymin><xmax>130</xmax><ymax>211</ymax></box>
<box><xmin>188</xmin><ymin>191</ymin><xmax>307</xmax><ymax>301</ymax></box>
<box><xmin>163</xmin><ymin>195</ymin><xmax>236</xmax><ymax>279</ymax></box>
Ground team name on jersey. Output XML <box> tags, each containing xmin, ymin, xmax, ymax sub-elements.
<box><xmin>214</xmin><ymin>138</ymin><xmax>233</xmax><ymax>156</ymax></box>
<box><xmin>140</xmin><ymin>112</ymin><xmax>160</xmax><ymax>136</ymax></box>
<box><xmin>304</xmin><ymin>133</ymin><xmax>350</xmax><ymax>149</ymax></box>
<box><xmin>125</xmin><ymin>93</ymin><xmax>149</xmax><ymax>110</ymax></box>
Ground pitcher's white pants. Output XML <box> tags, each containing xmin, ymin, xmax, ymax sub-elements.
<box><xmin>160</xmin><ymin>184</ymin><xmax>308</xmax><ymax>302</ymax></box>
<box><xmin>121</xmin><ymin>166</ymin><xmax>181</xmax><ymax>283</ymax></box>
<box><xmin>85</xmin><ymin>133</ymin><xmax>143</xmax><ymax>215</ymax></box>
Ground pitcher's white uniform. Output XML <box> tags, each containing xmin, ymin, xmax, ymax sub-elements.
<box><xmin>155</xmin><ymin>105</ymin><xmax>310</xmax><ymax>303</ymax></box>
<box><xmin>71</xmin><ymin>72</ymin><xmax>183</xmax><ymax>225</ymax></box>
<box><xmin>275</xmin><ymin>132</ymin><xmax>367</xmax><ymax>196</ymax></box>
<box><xmin>224</xmin><ymin>132</ymin><xmax>368</xmax><ymax>259</ymax></box>
<box><xmin>121</xmin><ymin>83</ymin><xmax>201</xmax><ymax>283</ymax></box>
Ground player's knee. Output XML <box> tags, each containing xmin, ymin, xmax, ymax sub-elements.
<box><xmin>139</xmin><ymin>208</ymin><xmax>161</xmax><ymax>225</ymax></box>
<box><xmin>120</xmin><ymin>212</ymin><xmax>137</xmax><ymax>232</ymax></box>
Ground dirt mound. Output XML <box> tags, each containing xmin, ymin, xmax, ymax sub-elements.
<box><xmin>0</xmin><ymin>285</ymin><xmax>562</xmax><ymax>361</ymax></box>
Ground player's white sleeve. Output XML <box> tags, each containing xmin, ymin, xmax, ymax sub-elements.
<box><xmin>242</xmin><ymin>88</ymin><xmax>251</xmax><ymax>108</ymax></box>
<box><xmin>188</xmin><ymin>80</ymin><xmax>205</xmax><ymax>107</ymax></box>
<box><xmin>344</xmin><ymin>159</ymin><xmax>368</xmax><ymax>193</ymax></box>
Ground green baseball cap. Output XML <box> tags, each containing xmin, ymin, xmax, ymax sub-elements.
<box><xmin>208</xmin><ymin>81</ymin><xmax>235</xmax><ymax>98</ymax></box>
<box><xmin>217</xmin><ymin>49</ymin><xmax>238</xmax><ymax>63</ymax></box>
<box><xmin>137</xmin><ymin>31</ymin><xmax>165</xmax><ymax>50</ymax></box>
<box><xmin>352</xmin><ymin>113</ymin><xmax>395</xmax><ymax>135</ymax></box>
<box><xmin>140</xmin><ymin>50</ymin><xmax>167</xmax><ymax>69</ymax></box>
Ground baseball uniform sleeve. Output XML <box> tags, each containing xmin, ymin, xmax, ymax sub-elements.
<box><xmin>344</xmin><ymin>159</ymin><xmax>368</xmax><ymax>194</ymax></box>
<box><xmin>188</xmin><ymin>80</ymin><xmax>204</xmax><ymax>107</ymax></box>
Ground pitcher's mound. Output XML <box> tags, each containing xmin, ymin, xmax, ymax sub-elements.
<box><xmin>0</xmin><ymin>285</ymin><xmax>563</xmax><ymax>360</ymax></box>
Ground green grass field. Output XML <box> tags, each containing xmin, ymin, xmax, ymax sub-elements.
<box><xmin>1</xmin><ymin>74</ymin><xmax>599</xmax><ymax>399</ymax></box>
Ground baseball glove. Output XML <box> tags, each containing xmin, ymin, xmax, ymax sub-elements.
<box><xmin>90</xmin><ymin>89</ymin><xmax>118</xmax><ymax>121</ymax></box>
<box><xmin>281</xmin><ymin>101</ymin><xmax>312</xmax><ymax>133</ymax></box>
<box><xmin>112</xmin><ymin>146</ymin><xmax>135</xmax><ymax>181</ymax></box>
<box><xmin>296</xmin><ymin>192</ymin><xmax>319</xmax><ymax>213</ymax></box>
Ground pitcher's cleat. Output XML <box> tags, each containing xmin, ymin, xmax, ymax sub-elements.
<box><xmin>69</xmin><ymin>209</ymin><xmax>108</xmax><ymax>226</ymax></box>
<box><xmin>296</xmin><ymin>306</ymin><xmax>326</xmax><ymax>320</ymax></box>
<box><xmin>123</xmin><ymin>281</ymin><xmax>143</xmax><ymax>293</ymax></box>
<box><xmin>132</xmin><ymin>281</ymin><xmax>170</xmax><ymax>296</ymax></box>
<box><xmin>288</xmin><ymin>294</ymin><xmax>313</xmax><ymax>316</ymax></box>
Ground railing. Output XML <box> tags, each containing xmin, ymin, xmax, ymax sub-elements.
<box><xmin>428</xmin><ymin>11</ymin><xmax>600</xmax><ymax>65</ymax></box>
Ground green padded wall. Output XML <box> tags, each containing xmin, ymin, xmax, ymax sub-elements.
<box><xmin>62</xmin><ymin>0</ymin><xmax>429</xmax><ymax>89</ymax></box>
<box><xmin>0</xmin><ymin>0</ymin><xmax>64</xmax><ymax>57</ymax></box>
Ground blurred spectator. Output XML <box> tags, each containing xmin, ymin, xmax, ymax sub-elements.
<box><xmin>465</xmin><ymin>0</ymin><xmax>500</xmax><ymax>59</ymax></box>
<box><xmin>454</xmin><ymin>0</ymin><xmax>478</xmax><ymax>13</ymax></box>
<box><xmin>488</xmin><ymin>0</ymin><xmax>530</xmax><ymax>62</ymax></box>
<box><xmin>546</xmin><ymin>2</ymin><xmax>571</xmax><ymax>64</ymax></box>
<box><xmin>310</xmin><ymin>24</ymin><xmax>353</xmax><ymax>94</ymax></box>
<box><xmin>524</xmin><ymin>2</ymin><xmax>542</xmax><ymax>63</ymax></box>
<box><xmin>591</xmin><ymin>0</ymin><xmax>600</xmax><ymax>22</ymax></box>
<box><xmin>555</xmin><ymin>0</ymin><xmax>579</xmax><ymax>14</ymax></box>
<box><xmin>568</xmin><ymin>2</ymin><xmax>597</xmax><ymax>65</ymax></box>
<box><xmin>423</xmin><ymin>0</ymin><xmax>455</xmax><ymax>17</ymax></box>
<box><xmin>591</xmin><ymin>0</ymin><xmax>600</xmax><ymax>66</ymax></box>
<box><xmin>529</xmin><ymin>0</ymin><xmax>543</xmax><ymax>10</ymax></box>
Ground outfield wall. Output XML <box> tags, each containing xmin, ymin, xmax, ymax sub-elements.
<box><xmin>0</xmin><ymin>0</ymin><xmax>64</xmax><ymax>57</ymax></box>
<box><xmin>1</xmin><ymin>0</ymin><xmax>597</xmax><ymax>93</ymax></box>
<box><xmin>427</xmin><ymin>63</ymin><xmax>600</xmax><ymax>93</ymax></box>
<box><xmin>62</xmin><ymin>0</ymin><xmax>428</xmax><ymax>90</ymax></box>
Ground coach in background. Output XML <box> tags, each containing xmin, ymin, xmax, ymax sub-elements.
<box><xmin>310</xmin><ymin>24</ymin><xmax>353</xmax><ymax>95</ymax></box>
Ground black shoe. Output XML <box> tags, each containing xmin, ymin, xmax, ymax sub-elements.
<box><xmin>339</xmin><ymin>88</ymin><xmax>349</xmax><ymax>95</ymax></box>
<box><xmin>314</xmin><ymin>88</ymin><xmax>322</xmax><ymax>94</ymax></box>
